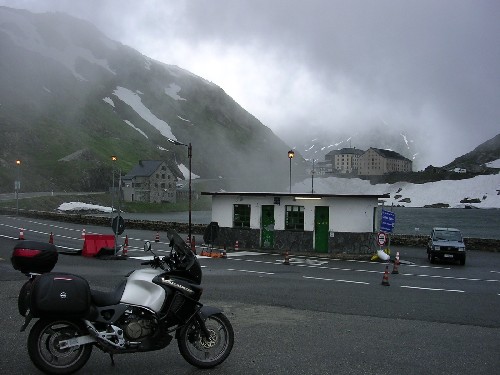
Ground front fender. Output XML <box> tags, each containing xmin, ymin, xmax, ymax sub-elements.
<box><xmin>199</xmin><ymin>305</ymin><xmax>222</xmax><ymax>320</ymax></box>
<box><xmin>176</xmin><ymin>306</ymin><xmax>223</xmax><ymax>339</ymax></box>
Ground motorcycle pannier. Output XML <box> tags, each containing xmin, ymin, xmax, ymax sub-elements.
<box><xmin>11</xmin><ymin>241</ymin><xmax>58</xmax><ymax>274</ymax></box>
<box><xmin>30</xmin><ymin>273</ymin><xmax>91</xmax><ymax>317</ymax></box>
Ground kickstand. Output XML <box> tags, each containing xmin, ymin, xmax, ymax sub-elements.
<box><xmin>109</xmin><ymin>353</ymin><xmax>115</xmax><ymax>366</ymax></box>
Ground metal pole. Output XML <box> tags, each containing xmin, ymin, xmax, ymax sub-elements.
<box><xmin>288</xmin><ymin>150</ymin><xmax>294</xmax><ymax>193</ymax></box>
<box><xmin>114</xmin><ymin>170</ymin><xmax>122</xmax><ymax>255</ymax></box>
<box><xmin>311</xmin><ymin>159</ymin><xmax>315</xmax><ymax>194</ymax></box>
<box><xmin>111</xmin><ymin>156</ymin><xmax>117</xmax><ymax>214</ymax></box>
<box><xmin>15</xmin><ymin>160</ymin><xmax>20</xmax><ymax>215</ymax></box>
<box><xmin>188</xmin><ymin>143</ymin><xmax>192</xmax><ymax>242</ymax></box>
<box><xmin>111</xmin><ymin>169</ymin><xmax>115</xmax><ymax>214</ymax></box>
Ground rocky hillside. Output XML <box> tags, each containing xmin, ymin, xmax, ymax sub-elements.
<box><xmin>444</xmin><ymin>133</ymin><xmax>500</xmax><ymax>172</ymax></box>
<box><xmin>0</xmin><ymin>7</ymin><xmax>302</xmax><ymax>193</ymax></box>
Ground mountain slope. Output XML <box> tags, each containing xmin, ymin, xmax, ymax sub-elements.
<box><xmin>0</xmin><ymin>7</ymin><xmax>300</xmax><ymax>193</ymax></box>
<box><xmin>444</xmin><ymin>133</ymin><xmax>500</xmax><ymax>172</ymax></box>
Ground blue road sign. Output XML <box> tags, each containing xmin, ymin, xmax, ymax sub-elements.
<box><xmin>380</xmin><ymin>209</ymin><xmax>396</xmax><ymax>233</ymax></box>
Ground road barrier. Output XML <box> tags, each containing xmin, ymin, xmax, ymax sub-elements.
<box><xmin>82</xmin><ymin>234</ymin><xmax>115</xmax><ymax>257</ymax></box>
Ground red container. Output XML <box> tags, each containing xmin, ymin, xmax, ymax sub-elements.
<box><xmin>11</xmin><ymin>241</ymin><xmax>58</xmax><ymax>274</ymax></box>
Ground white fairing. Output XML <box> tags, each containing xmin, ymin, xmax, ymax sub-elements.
<box><xmin>121</xmin><ymin>269</ymin><xmax>165</xmax><ymax>312</ymax></box>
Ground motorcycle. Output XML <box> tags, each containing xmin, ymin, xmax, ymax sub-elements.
<box><xmin>12</xmin><ymin>229</ymin><xmax>234</xmax><ymax>374</ymax></box>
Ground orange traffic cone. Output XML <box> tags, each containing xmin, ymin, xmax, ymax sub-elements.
<box><xmin>381</xmin><ymin>265</ymin><xmax>391</xmax><ymax>286</ymax></box>
<box><xmin>155</xmin><ymin>232</ymin><xmax>160</xmax><ymax>242</ymax></box>
<box><xmin>121</xmin><ymin>235</ymin><xmax>129</xmax><ymax>256</ymax></box>
<box><xmin>49</xmin><ymin>232</ymin><xmax>54</xmax><ymax>244</ymax></box>
<box><xmin>392</xmin><ymin>251</ymin><xmax>400</xmax><ymax>274</ymax></box>
<box><xmin>81</xmin><ymin>228</ymin><xmax>86</xmax><ymax>239</ymax></box>
<box><xmin>234</xmin><ymin>240</ymin><xmax>239</xmax><ymax>251</ymax></box>
<box><xmin>283</xmin><ymin>250</ymin><xmax>290</xmax><ymax>265</ymax></box>
<box><xmin>18</xmin><ymin>228</ymin><xmax>25</xmax><ymax>240</ymax></box>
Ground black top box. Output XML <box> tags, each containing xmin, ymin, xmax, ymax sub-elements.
<box><xmin>11</xmin><ymin>241</ymin><xmax>59</xmax><ymax>274</ymax></box>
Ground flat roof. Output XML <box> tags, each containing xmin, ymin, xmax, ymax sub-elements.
<box><xmin>201</xmin><ymin>192</ymin><xmax>389</xmax><ymax>199</ymax></box>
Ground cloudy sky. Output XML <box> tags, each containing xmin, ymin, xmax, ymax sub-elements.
<box><xmin>1</xmin><ymin>0</ymin><xmax>499</xmax><ymax>168</ymax></box>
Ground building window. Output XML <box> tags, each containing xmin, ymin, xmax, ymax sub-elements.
<box><xmin>285</xmin><ymin>205</ymin><xmax>304</xmax><ymax>230</ymax></box>
<box><xmin>233</xmin><ymin>204</ymin><xmax>251</xmax><ymax>228</ymax></box>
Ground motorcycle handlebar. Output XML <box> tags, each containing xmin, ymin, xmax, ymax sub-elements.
<box><xmin>140</xmin><ymin>256</ymin><xmax>174</xmax><ymax>270</ymax></box>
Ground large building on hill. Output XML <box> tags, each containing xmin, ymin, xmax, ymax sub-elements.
<box><xmin>122</xmin><ymin>160</ymin><xmax>177</xmax><ymax>203</ymax></box>
<box><xmin>320</xmin><ymin>147</ymin><xmax>412</xmax><ymax>176</ymax></box>
<box><xmin>325</xmin><ymin>148</ymin><xmax>365</xmax><ymax>174</ymax></box>
<box><xmin>358</xmin><ymin>148</ymin><xmax>413</xmax><ymax>175</ymax></box>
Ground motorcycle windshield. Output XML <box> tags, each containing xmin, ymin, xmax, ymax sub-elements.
<box><xmin>166</xmin><ymin>229</ymin><xmax>202</xmax><ymax>284</ymax></box>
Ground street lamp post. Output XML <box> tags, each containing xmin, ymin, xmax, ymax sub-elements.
<box><xmin>111</xmin><ymin>156</ymin><xmax>117</xmax><ymax>213</ymax></box>
<box><xmin>167</xmin><ymin>138</ymin><xmax>192</xmax><ymax>242</ymax></box>
<box><xmin>110</xmin><ymin>156</ymin><xmax>122</xmax><ymax>255</ymax></box>
<box><xmin>288</xmin><ymin>150</ymin><xmax>295</xmax><ymax>193</ymax></box>
<box><xmin>15</xmin><ymin>160</ymin><xmax>21</xmax><ymax>215</ymax></box>
<box><xmin>311</xmin><ymin>159</ymin><xmax>315</xmax><ymax>194</ymax></box>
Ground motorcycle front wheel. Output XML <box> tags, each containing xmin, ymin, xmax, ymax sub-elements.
<box><xmin>178</xmin><ymin>312</ymin><xmax>234</xmax><ymax>369</ymax></box>
<box><xmin>28</xmin><ymin>318</ymin><xmax>92</xmax><ymax>375</ymax></box>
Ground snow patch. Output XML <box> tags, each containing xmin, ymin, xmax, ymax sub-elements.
<box><xmin>486</xmin><ymin>159</ymin><xmax>500</xmax><ymax>168</ymax></box>
<box><xmin>165</xmin><ymin>83</ymin><xmax>187</xmax><ymax>101</ymax></box>
<box><xmin>178</xmin><ymin>164</ymin><xmax>200</xmax><ymax>180</ymax></box>
<box><xmin>124</xmin><ymin>120</ymin><xmax>148</xmax><ymax>138</ymax></box>
<box><xmin>177</xmin><ymin>115</ymin><xmax>191</xmax><ymax>123</ymax></box>
<box><xmin>103</xmin><ymin>97</ymin><xmax>114</xmax><ymax>107</ymax></box>
<box><xmin>294</xmin><ymin>173</ymin><xmax>500</xmax><ymax>208</ymax></box>
<box><xmin>58</xmin><ymin>202</ymin><xmax>112</xmax><ymax>213</ymax></box>
<box><xmin>113</xmin><ymin>86</ymin><xmax>176</xmax><ymax>140</ymax></box>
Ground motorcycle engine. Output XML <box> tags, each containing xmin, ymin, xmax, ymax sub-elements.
<box><xmin>122</xmin><ymin>308</ymin><xmax>157</xmax><ymax>340</ymax></box>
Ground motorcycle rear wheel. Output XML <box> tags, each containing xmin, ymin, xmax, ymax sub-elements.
<box><xmin>28</xmin><ymin>318</ymin><xmax>92</xmax><ymax>375</ymax></box>
<box><xmin>178</xmin><ymin>312</ymin><xmax>234</xmax><ymax>369</ymax></box>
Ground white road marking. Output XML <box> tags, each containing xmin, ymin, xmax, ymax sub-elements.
<box><xmin>401</xmin><ymin>286</ymin><xmax>465</xmax><ymax>293</ymax></box>
<box><xmin>227</xmin><ymin>268</ymin><xmax>274</xmax><ymax>275</ymax></box>
<box><xmin>303</xmin><ymin>276</ymin><xmax>369</xmax><ymax>285</ymax></box>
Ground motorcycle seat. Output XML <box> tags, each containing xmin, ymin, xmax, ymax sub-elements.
<box><xmin>91</xmin><ymin>280</ymin><xmax>126</xmax><ymax>307</ymax></box>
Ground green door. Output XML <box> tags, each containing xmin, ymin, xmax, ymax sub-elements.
<box><xmin>261</xmin><ymin>205</ymin><xmax>275</xmax><ymax>249</ymax></box>
<box><xmin>314</xmin><ymin>206</ymin><xmax>329</xmax><ymax>252</ymax></box>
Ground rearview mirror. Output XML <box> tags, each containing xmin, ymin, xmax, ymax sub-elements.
<box><xmin>144</xmin><ymin>241</ymin><xmax>151</xmax><ymax>252</ymax></box>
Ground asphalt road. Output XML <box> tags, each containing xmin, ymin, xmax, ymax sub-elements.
<box><xmin>0</xmin><ymin>214</ymin><xmax>499</xmax><ymax>374</ymax></box>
